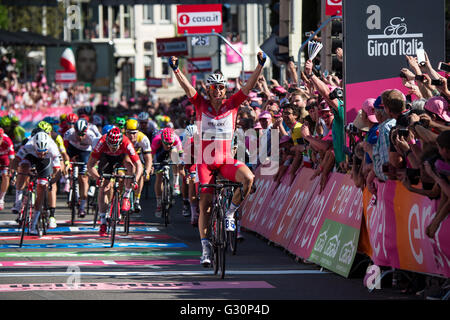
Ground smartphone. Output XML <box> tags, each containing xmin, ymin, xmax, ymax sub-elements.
<box><xmin>431</xmin><ymin>79</ymin><xmax>443</xmax><ymax>86</ymax></box>
<box><xmin>415</xmin><ymin>74</ymin><xmax>425</xmax><ymax>82</ymax></box>
<box><xmin>437</xmin><ymin>62</ymin><xmax>450</xmax><ymax>73</ymax></box>
<box><xmin>416</xmin><ymin>49</ymin><xmax>426</xmax><ymax>66</ymax></box>
<box><xmin>397</xmin><ymin>128</ymin><xmax>409</xmax><ymax>139</ymax></box>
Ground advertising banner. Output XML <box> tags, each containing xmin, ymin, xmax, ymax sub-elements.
<box><xmin>308</xmin><ymin>174</ymin><xmax>363</xmax><ymax>277</ymax></box>
<box><xmin>1</xmin><ymin>106</ymin><xmax>73</xmax><ymax>131</ymax></box>
<box><xmin>343</xmin><ymin>0</ymin><xmax>445</xmax><ymax>123</ymax></box>
<box><xmin>287</xmin><ymin>173</ymin><xmax>344</xmax><ymax>259</ymax></box>
<box><xmin>177</xmin><ymin>4</ymin><xmax>223</xmax><ymax>35</ymax></box>
<box><xmin>269</xmin><ymin>168</ymin><xmax>319</xmax><ymax>248</ymax></box>
<box><xmin>46</xmin><ymin>42</ymin><xmax>114</xmax><ymax>93</ymax></box>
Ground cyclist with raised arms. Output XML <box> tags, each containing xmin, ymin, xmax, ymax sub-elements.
<box><xmin>0</xmin><ymin>128</ymin><xmax>14</xmax><ymax>211</ymax></box>
<box><xmin>64</xmin><ymin>118</ymin><xmax>100</xmax><ymax>218</ymax></box>
<box><xmin>86</xmin><ymin>127</ymin><xmax>143</xmax><ymax>236</ymax></box>
<box><xmin>151</xmin><ymin>127</ymin><xmax>183</xmax><ymax>218</ymax></box>
<box><xmin>125</xmin><ymin>118</ymin><xmax>153</xmax><ymax>212</ymax></box>
<box><xmin>169</xmin><ymin>51</ymin><xmax>266</xmax><ymax>265</ymax></box>
<box><xmin>11</xmin><ymin>132</ymin><xmax>61</xmax><ymax>234</ymax></box>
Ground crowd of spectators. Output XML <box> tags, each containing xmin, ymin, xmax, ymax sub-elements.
<box><xmin>1</xmin><ymin>46</ymin><xmax>449</xmax><ymax>299</ymax></box>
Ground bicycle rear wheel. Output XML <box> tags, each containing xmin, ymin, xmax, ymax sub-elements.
<box><xmin>110</xmin><ymin>193</ymin><xmax>119</xmax><ymax>248</ymax></box>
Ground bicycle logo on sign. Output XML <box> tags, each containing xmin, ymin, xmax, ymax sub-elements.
<box><xmin>383</xmin><ymin>17</ymin><xmax>408</xmax><ymax>36</ymax></box>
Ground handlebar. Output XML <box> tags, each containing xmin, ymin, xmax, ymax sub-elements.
<box><xmin>101</xmin><ymin>173</ymin><xmax>135</xmax><ymax>180</ymax></box>
<box><xmin>70</xmin><ymin>161</ymin><xmax>86</xmax><ymax>166</ymax></box>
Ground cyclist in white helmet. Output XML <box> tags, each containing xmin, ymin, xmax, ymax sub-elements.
<box><xmin>138</xmin><ymin>111</ymin><xmax>158</xmax><ymax>142</ymax></box>
<box><xmin>11</xmin><ymin>131</ymin><xmax>61</xmax><ymax>234</ymax></box>
<box><xmin>64</xmin><ymin>118</ymin><xmax>100</xmax><ymax>217</ymax></box>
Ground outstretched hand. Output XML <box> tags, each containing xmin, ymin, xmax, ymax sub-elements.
<box><xmin>257</xmin><ymin>51</ymin><xmax>267</xmax><ymax>66</ymax></box>
<box><xmin>169</xmin><ymin>56</ymin><xmax>179</xmax><ymax>71</ymax></box>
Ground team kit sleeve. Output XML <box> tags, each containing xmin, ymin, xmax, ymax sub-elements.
<box><xmin>5</xmin><ymin>135</ymin><xmax>15</xmax><ymax>158</ymax></box>
<box><xmin>90</xmin><ymin>136</ymin><xmax>105</xmax><ymax>160</ymax></box>
<box><xmin>140</xmin><ymin>134</ymin><xmax>152</xmax><ymax>153</ymax></box>
<box><xmin>123</xmin><ymin>139</ymin><xmax>140</xmax><ymax>163</ymax></box>
<box><xmin>150</xmin><ymin>134</ymin><xmax>161</xmax><ymax>155</ymax></box>
<box><xmin>49</xmin><ymin>139</ymin><xmax>61</xmax><ymax>168</ymax></box>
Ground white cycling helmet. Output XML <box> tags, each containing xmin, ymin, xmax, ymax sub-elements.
<box><xmin>34</xmin><ymin>131</ymin><xmax>50</xmax><ymax>152</ymax></box>
<box><xmin>206</xmin><ymin>73</ymin><xmax>227</xmax><ymax>87</ymax></box>
<box><xmin>75</xmin><ymin>119</ymin><xmax>88</xmax><ymax>134</ymax></box>
<box><xmin>138</xmin><ymin>112</ymin><xmax>149</xmax><ymax>122</ymax></box>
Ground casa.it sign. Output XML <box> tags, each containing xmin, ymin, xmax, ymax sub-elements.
<box><xmin>326</xmin><ymin>0</ymin><xmax>342</xmax><ymax>16</ymax></box>
<box><xmin>177</xmin><ymin>4</ymin><xmax>223</xmax><ymax>34</ymax></box>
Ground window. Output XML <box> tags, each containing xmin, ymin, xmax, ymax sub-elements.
<box><xmin>161</xmin><ymin>57</ymin><xmax>169</xmax><ymax>76</ymax></box>
<box><xmin>160</xmin><ymin>5</ymin><xmax>171</xmax><ymax>23</ymax></box>
<box><xmin>222</xmin><ymin>4</ymin><xmax>248</xmax><ymax>44</ymax></box>
<box><xmin>143</xmin><ymin>5</ymin><xmax>154</xmax><ymax>23</ymax></box>
<box><xmin>144</xmin><ymin>42</ymin><xmax>154</xmax><ymax>52</ymax></box>
<box><xmin>123</xmin><ymin>5</ymin><xmax>131</xmax><ymax>38</ymax></box>
<box><xmin>144</xmin><ymin>55</ymin><xmax>153</xmax><ymax>78</ymax></box>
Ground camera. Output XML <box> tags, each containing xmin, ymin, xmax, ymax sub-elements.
<box><xmin>346</xmin><ymin>123</ymin><xmax>358</xmax><ymax>134</ymax></box>
<box><xmin>431</xmin><ymin>79</ymin><xmax>443</xmax><ymax>86</ymax></box>
<box><xmin>397</xmin><ymin>128</ymin><xmax>409</xmax><ymax>139</ymax></box>
<box><xmin>329</xmin><ymin>88</ymin><xmax>343</xmax><ymax>100</ymax></box>
<box><xmin>406</xmin><ymin>168</ymin><xmax>420</xmax><ymax>185</ymax></box>
<box><xmin>438</xmin><ymin>62</ymin><xmax>450</xmax><ymax>73</ymax></box>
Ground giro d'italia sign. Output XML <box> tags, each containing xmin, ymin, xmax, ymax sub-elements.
<box><xmin>342</xmin><ymin>0</ymin><xmax>445</xmax><ymax>123</ymax></box>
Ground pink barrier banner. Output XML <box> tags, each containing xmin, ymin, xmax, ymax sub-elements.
<box><xmin>240</xmin><ymin>167</ymin><xmax>275</xmax><ymax>232</ymax></box>
<box><xmin>287</xmin><ymin>173</ymin><xmax>344</xmax><ymax>259</ymax></box>
<box><xmin>255</xmin><ymin>173</ymin><xmax>292</xmax><ymax>239</ymax></box>
<box><xmin>363</xmin><ymin>180</ymin><xmax>450</xmax><ymax>277</ymax></box>
<box><xmin>363</xmin><ymin>180</ymin><xmax>400</xmax><ymax>268</ymax></box>
<box><xmin>1</xmin><ymin>106</ymin><xmax>73</xmax><ymax>128</ymax></box>
<box><xmin>269</xmin><ymin>168</ymin><xmax>319</xmax><ymax>249</ymax></box>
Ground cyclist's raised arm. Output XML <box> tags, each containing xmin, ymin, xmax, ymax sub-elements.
<box><xmin>169</xmin><ymin>56</ymin><xmax>197</xmax><ymax>99</ymax></box>
<box><xmin>241</xmin><ymin>51</ymin><xmax>266</xmax><ymax>96</ymax></box>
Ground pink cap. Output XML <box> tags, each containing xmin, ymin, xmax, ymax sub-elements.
<box><xmin>274</xmin><ymin>86</ymin><xmax>287</xmax><ymax>94</ymax></box>
<box><xmin>248</xmin><ymin>91</ymin><xmax>258</xmax><ymax>99</ymax></box>
<box><xmin>258</xmin><ymin>111</ymin><xmax>272</xmax><ymax>119</ymax></box>
<box><xmin>254</xmin><ymin>122</ymin><xmax>262</xmax><ymax>129</ymax></box>
<box><xmin>361</xmin><ymin>98</ymin><xmax>378</xmax><ymax>123</ymax></box>
<box><xmin>424</xmin><ymin>96</ymin><xmax>450</xmax><ymax>122</ymax></box>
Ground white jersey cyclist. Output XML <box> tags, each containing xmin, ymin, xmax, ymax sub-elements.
<box><xmin>64</xmin><ymin>126</ymin><xmax>99</xmax><ymax>152</ymax></box>
<box><xmin>17</xmin><ymin>133</ymin><xmax>61</xmax><ymax>168</ymax></box>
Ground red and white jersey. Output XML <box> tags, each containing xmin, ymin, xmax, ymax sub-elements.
<box><xmin>0</xmin><ymin>134</ymin><xmax>15</xmax><ymax>159</ymax></box>
<box><xmin>189</xmin><ymin>89</ymin><xmax>247</xmax><ymax>163</ymax></box>
<box><xmin>91</xmin><ymin>134</ymin><xmax>140</xmax><ymax>163</ymax></box>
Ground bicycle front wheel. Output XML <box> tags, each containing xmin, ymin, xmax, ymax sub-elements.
<box><xmin>218</xmin><ymin>207</ymin><xmax>226</xmax><ymax>279</ymax></box>
<box><xmin>162</xmin><ymin>179</ymin><xmax>170</xmax><ymax>227</ymax></box>
<box><xmin>110</xmin><ymin>193</ymin><xmax>119</xmax><ymax>248</ymax></box>
<box><xmin>19</xmin><ymin>196</ymin><xmax>31</xmax><ymax>248</ymax></box>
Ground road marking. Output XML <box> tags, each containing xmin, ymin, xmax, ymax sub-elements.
<box><xmin>0</xmin><ymin>234</ymin><xmax>171</xmax><ymax>241</ymax></box>
<box><xmin>0</xmin><ymin>226</ymin><xmax>160</xmax><ymax>233</ymax></box>
<box><xmin>0</xmin><ymin>251</ymin><xmax>201</xmax><ymax>258</ymax></box>
<box><xmin>0</xmin><ymin>270</ymin><xmax>328</xmax><ymax>277</ymax></box>
<box><xmin>0</xmin><ymin>220</ymin><xmax>149</xmax><ymax>226</ymax></box>
<box><xmin>0</xmin><ymin>281</ymin><xmax>275</xmax><ymax>292</ymax></box>
<box><xmin>0</xmin><ymin>242</ymin><xmax>188</xmax><ymax>249</ymax></box>
<box><xmin>0</xmin><ymin>259</ymin><xmax>199</xmax><ymax>267</ymax></box>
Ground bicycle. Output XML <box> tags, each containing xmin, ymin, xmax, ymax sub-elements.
<box><xmin>222</xmin><ymin>183</ymin><xmax>244</xmax><ymax>256</ymax></box>
<box><xmin>67</xmin><ymin>161</ymin><xmax>85</xmax><ymax>226</ymax></box>
<box><xmin>16</xmin><ymin>169</ymin><xmax>50</xmax><ymax>247</ymax></box>
<box><xmin>153</xmin><ymin>161</ymin><xmax>177</xmax><ymax>227</ymax></box>
<box><xmin>100</xmin><ymin>168</ymin><xmax>135</xmax><ymax>247</ymax></box>
<box><xmin>199</xmin><ymin>177</ymin><xmax>243</xmax><ymax>279</ymax></box>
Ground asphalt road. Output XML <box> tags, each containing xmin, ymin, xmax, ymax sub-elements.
<box><xmin>0</xmin><ymin>180</ymin><xmax>424</xmax><ymax>314</ymax></box>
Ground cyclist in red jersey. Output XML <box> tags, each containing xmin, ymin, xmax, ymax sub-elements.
<box><xmin>0</xmin><ymin>128</ymin><xmax>15</xmax><ymax>210</ymax></box>
<box><xmin>169</xmin><ymin>51</ymin><xmax>267</xmax><ymax>265</ymax></box>
<box><xmin>87</xmin><ymin>127</ymin><xmax>143</xmax><ymax>236</ymax></box>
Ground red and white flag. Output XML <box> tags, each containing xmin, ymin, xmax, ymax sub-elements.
<box><xmin>60</xmin><ymin>48</ymin><xmax>76</xmax><ymax>72</ymax></box>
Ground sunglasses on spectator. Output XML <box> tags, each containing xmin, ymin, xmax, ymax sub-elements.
<box><xmin>320</xmin><ymin>112</ymin><xmax>332</xmax><ymax>119</ymax></box>
<box><xmin>209</xmin><ymin>84</ymin><xmax>226</xmax><ymax>91</ymax></box>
